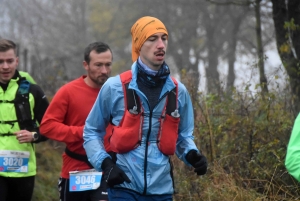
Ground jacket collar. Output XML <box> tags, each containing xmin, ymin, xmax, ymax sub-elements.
<box><xmin>129</xmin><ymin>62</ymin><xmax>176</xmax><ymax>97</ymax></box>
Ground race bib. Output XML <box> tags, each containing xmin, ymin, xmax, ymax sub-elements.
<box><xmin>0</xmin><ymin>150</ymin><xmax>30</xmax><ymax>172</ymax></box>
<box><xmin>69</xmin><ymin>169</ymin><xmax>102</xmax><ymax>191</ymax></box>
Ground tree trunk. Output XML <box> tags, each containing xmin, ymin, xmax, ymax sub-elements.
<box><xmin>255</xmin><ymin>0</ymin><xmax>268</xmax><ymax>95</ymax></box>
<box><xmin>271</xmin><ymin>0</ymin><xmax>300</xmax><ymax>115</ymax></box>
<box><xmin>226</xmin><ymin>13</ymin><xmax>245</xmax><ymax>92</ymax></box>
<box><xmin>206</xmin><ymin>26</ymin><xmax>221</xmax><ymax>94</ymax></box>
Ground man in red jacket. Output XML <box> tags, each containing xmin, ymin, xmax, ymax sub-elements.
<box><xmin>40</xmin><ymin>42</ymin><xmax>112</xmax><ymax>201</ymax></box>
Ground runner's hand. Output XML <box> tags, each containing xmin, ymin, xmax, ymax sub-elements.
<box><xmin>15</xmin><ymin>130</ymin><xmax>34</xmax><ymax>143</ymax></box>
<box><xmin>186</xmin><ymin>150</ymin><xmax>208</xmax><ymax>175</ymax></box>
<box><xmin>101</xmin><ymin>157</ymin><xmax>131</xmax><ymax>187</ymax></box>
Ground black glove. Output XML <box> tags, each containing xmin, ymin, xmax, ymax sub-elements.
<box><xmin>185</xmin><ymin>150</ymin><xmax>208</xmax><ymax>175</ymax></box>
<box><xmin>101</xmin><ymin>157</ymin><xmax>131</xmax><ymax>187</ymax></box>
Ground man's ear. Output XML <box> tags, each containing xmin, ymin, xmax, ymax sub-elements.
<box><xmin>83</xmin><ymin>61</ymin><xmax>88</xmax><ymax>70</ymax></box>
<box><xmin>16</xmin><ymin>57</ymin><xmax>19</xmax><ymax>66</ymax></box>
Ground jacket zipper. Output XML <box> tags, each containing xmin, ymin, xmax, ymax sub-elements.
<box><xmin>142</xmin><ymin>91</ymin><xmax>171</xmax><ymax>195</ymax></box>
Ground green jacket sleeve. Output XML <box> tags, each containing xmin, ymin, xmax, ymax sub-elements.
<box><xmin>285</xmin><ymin>113</ymin><xmax>300</xmax><ymax>182</ymax></box>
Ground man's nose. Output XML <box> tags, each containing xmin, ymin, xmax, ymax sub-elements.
<box><xmin>157</xmin><ymin>38</ymin><xmax>165</xmax><ymax>49</ymax></box>
<box><xmin>2</xmin><ymin>62</ymin><xmax>9</xmax><ymax>68</ymax></box>
<box><xmin>100</xmin><ymin>66</ymin><xmax>108</xmax><ymax>73</ymax></box>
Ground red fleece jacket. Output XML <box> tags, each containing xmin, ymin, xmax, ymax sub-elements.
<box><xmin>40</xmin><ymin>76</ymin><xmax>100</xmax><ymax>178</ymax></box>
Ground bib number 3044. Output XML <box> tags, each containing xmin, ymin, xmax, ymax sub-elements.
<box><xmin>69</xmin><ymin>169</ymin><xmax>102</xmax><ymax>191</ymax></box>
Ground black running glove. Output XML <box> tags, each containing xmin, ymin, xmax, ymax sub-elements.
<box><xmin>185</xmin><ymin>150</ymin><xmax>208</xmax><ymax>175</ymax></box>
<box><xmin>101</xmin><ymin>157</ymin><xmax>131</xmax><ymax>187</ymax></box>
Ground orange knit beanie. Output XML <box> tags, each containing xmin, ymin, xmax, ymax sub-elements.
<box><xmin>130</xmin><ymin>16</ymin><xmax>168</xmax><ymax>62</ymax></box>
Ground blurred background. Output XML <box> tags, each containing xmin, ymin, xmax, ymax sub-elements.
<box><xmin>1</xmin><ymin>0</ymin><xmax>300</xmax><ymax>200</ymax></box>
<box><xmin>0</xmin><ymin>0</ymin><xmax>288</xmax><ymax>98</ymax></box>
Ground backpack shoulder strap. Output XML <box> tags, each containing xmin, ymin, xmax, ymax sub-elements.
<box><xmin>119</xmin><ymin>70</ymin><xmax>132</xmax><ymax>84</ymax></box>
<box><xmin>118</xmin><ymin>72</ymin><xmax>178</xmax><ymax>115</ymax></box>
<box><xmin>166</xmin><ymin>77</ymin><xmax>178</xmax><ymax>115</ymax></box>
<box><xmin>15</xmin><ymin>76</ymin><xmax>34</xmax><ymax>130</ymax></box>
<box><xmin>17</xmin><ymin>77</ymin><xmax>31</xmax><ymax>95</ymax></box>
<box><xmin>119</xmin><ymin>70</ymin><xmax>141</xmax><ymax>113</ymax></box>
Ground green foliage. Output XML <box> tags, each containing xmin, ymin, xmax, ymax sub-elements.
<box><xmin>284</xmin><ymin>18</ymin><xmax>300</xmax><ymax>32</ymax></box>
<box><xmin>191</xmin><ymin>88</ymin><xmax>300</xmax><ymax>200</ymax></box>
<box><xmin>280</xmin><ymin>18</ymin><xmax>300</xmax><ymax>54</ymax></box>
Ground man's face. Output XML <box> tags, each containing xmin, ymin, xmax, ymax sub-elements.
<box><xmin>0</xmin><ymin>49</ymin><xmax>18</xmax><ymax>84</ymax></box>
<box><xmin>83</xmin><ymin>50</ymin><xmax>112</xmax><ymax>88</ymax></box>
<box><xmin>139</xmin><ymin>32</ymin><xmax>168</xmax><ymax>71</ymax></box>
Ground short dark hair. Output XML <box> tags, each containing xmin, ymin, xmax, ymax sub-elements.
<box><xmin>84</xmin><ymin>42</ymin><xmax>112</xmax><ymax>64</ymax></box>
<box><xmin>0</xmin><ymin>39</ymin><xmax>17</xmax><ymax>55</ymax></box>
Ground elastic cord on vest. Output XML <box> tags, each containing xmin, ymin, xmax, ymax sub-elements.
<box><xmin>129</xmin><ymin>89</ymin><xmax>138</xmax><ymax>114</ymax></box>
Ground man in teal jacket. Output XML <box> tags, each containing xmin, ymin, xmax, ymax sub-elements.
<box><xmin>83</xmin><ymin>16</ymin><xmax>207</xmax><ymax>200</ymax></box>
<box><xmin>0</xmin><ymin>39</ymin><xmax>48</xmax><ymax>201</ymax></box>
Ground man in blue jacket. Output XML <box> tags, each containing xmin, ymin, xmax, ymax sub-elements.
<box><xmin>83</xmin><ymin>16</ymin><xmax>207</xmax><ymax>201</ymax></box>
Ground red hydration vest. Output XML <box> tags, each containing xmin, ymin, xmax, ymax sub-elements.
<box><xmin>104</xmin><ymin>70</ymin><xmax>180</xmax><ymax>155</ymax></box>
